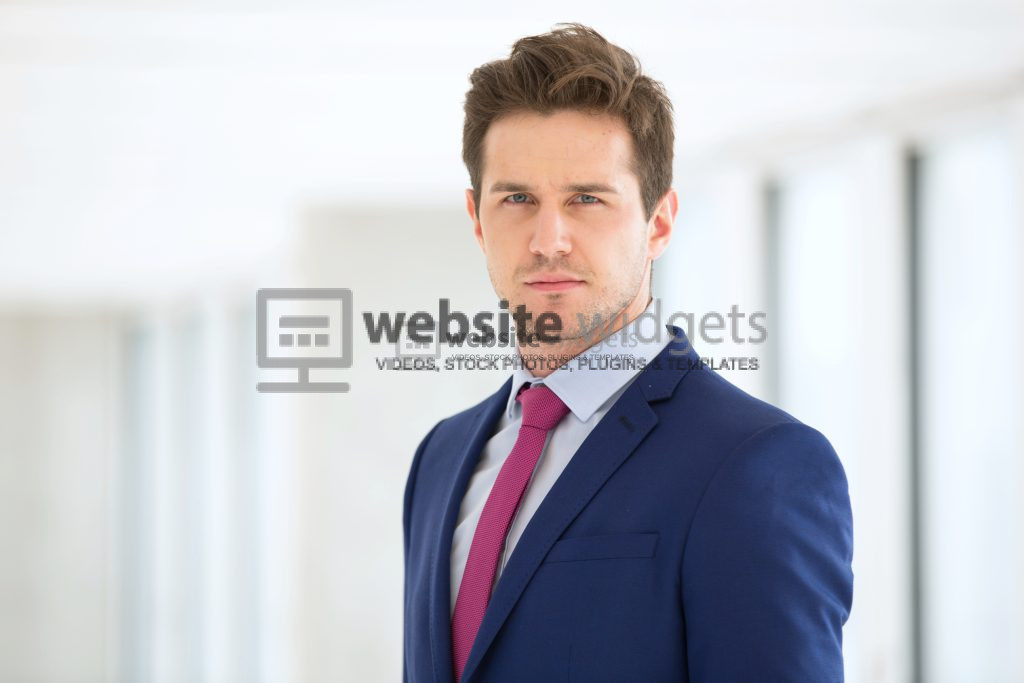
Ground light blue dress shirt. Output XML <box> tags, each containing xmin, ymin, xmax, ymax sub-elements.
<box><xmin>449</xmin><ymin>301</ymin><xmax>672</xmax><ymax>616</ymax></box>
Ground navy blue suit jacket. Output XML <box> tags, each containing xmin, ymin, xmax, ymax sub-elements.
<box><xmin>403</xmin><ymin>326</ymin><xmax>853</xmax><ymax>682</ymax></box>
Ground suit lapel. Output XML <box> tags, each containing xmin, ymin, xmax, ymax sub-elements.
<box><xmin>459</xmin><ymin>327</ymin><xmax>700</xmax><ymax>682</ymax></box>
<box><xmin>428</xmin><ymin>376</ymin><xmax>512</xmax><ymax>683</ymax></box>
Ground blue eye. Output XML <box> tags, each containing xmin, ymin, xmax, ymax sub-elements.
<box><xmin>576</xmin><ymin>194</ymin><xmax>600</xmax><ymax>204</ymax></box>
<box><xmin>506</xmin><ymin>193</ymin><xmax>530</xmax><ymax>204</ymax></box>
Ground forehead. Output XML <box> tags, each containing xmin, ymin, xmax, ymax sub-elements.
<box><xmin>481</xmin><ymin>110</ymin><xmax>636</xmax><ymax>186</ymax></box>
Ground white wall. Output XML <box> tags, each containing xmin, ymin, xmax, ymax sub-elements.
<box><xmin>917</xmin><ymin>109</ymin><xmax>1024</xmax><ymax>682</ymax></box>
<box><xmin>0</xmin><ymin>314</ymin><xmax>123</xmax><ymax>682</ymax></box>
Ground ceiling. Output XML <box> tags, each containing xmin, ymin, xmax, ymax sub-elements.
<box><xmin>2</xmin><ymin>0</ymin><xmax>1022</xmax><ymax>301</ymax></box>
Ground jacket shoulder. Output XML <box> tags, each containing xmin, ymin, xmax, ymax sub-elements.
<box><xmin>668</xmin><ymin>365</ymin><xmax>811</xmax><ymax>450</ymax></box>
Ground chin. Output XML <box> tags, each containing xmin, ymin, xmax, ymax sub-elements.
<box><xmin>528</xmin><ymin>297</ymin><xmax>578</xmax><ymax>318</ymax></box>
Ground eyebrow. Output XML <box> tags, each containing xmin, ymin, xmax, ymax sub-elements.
<box><xmin>488</xmin><ymin>181</ymin><xmax>619</xmax><ymax>195</ymax></box>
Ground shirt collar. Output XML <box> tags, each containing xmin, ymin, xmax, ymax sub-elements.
<box><xmin>504</xmin><ymin>299</ymin><xmax>671</xmax><ymax>423</ymax></box>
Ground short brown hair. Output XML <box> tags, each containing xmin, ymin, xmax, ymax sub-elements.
<box><xmin>462</xmin><ymin>23</ymin><xmax>674</xmax><ymax>221</ymax></box>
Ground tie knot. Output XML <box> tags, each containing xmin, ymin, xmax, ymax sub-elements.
<box><xmin>515</xmin><ymin>383</ymin><xmax>571</xmax><ymax>431</ymax></box>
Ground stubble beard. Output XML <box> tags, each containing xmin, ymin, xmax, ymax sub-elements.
<box><xmin>495</xmin><ymin>252</ymin><xmax>649</xmax><ymax>353</ymax></box>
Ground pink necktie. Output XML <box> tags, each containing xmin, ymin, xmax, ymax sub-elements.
<box><xmin>451</xmin><ymin>382</ymin><xmax>570</xmax><ymax>681</ymax></box>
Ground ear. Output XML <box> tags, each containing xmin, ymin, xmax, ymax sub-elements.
<box><xmin>466</xmin><ymin>188</ymin><xmax>486</xmax><ymax>253</ymax></box>
<box><xmin>646</xmin><ymin>187</ymin><xmax>678</xmax><ymax>261</ymax></box>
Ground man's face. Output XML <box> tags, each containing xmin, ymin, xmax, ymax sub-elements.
<box><xmin>467</xmin><ymin>109</ymin><xmax>674</xmax><ymax>344</ymax></box>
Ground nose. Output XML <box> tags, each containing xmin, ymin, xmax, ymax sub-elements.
<box><xmin>528</xmin><ymin>204</ymin><xmax>572</xmax><ymax>258</ymax></box>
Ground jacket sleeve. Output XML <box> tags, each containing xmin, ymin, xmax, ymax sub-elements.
<box><xmin>681</xmin><ymin>421</ymin><xmax>854</xmax><ymax>682</ymax></box>
<box><xmin>403</xmin><ymin>420</ymin><xmax>443</xmax><ymax>683</ymax></box>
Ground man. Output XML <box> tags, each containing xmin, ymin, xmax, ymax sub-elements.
<box><xmin>403</xmin><ymin>23</ymin><xmax>853</xmax><ymax>682</ymax></box>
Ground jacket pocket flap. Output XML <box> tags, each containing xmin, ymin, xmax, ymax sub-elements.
<box><xmin>544</xmin><ymin>532</ymin><xmax>659</xmax><ymax>563</ymax></box>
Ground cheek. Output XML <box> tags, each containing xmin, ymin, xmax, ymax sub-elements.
<box><xmin>482</xmin><ymin>224</ymin><xmax>530</xmax><ymax>267</ymax></box>
<box><xmin>481</xmin><ymin>240</ymin><xmax>516</xmax><ymax>282</ymax></box>
<box><xmin>480</xmin><ymin>212</ymin><xmax>519</xmax><ymax>246</ymax></box>
<box><xmin>591</xmin><ymin>226</ymin><xmax>640</xmax><ymax>264</ymax></box>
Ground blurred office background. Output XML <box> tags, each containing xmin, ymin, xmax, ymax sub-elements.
<box><xmin>1</xmin><ymin>2</ymin><xmax>1022</xmax><ymax>681</ymax></box>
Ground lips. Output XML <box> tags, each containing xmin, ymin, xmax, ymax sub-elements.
<box><xmin>529</xmin><ymin>281</ymin><xmax>583</xmax><ymax>292</ymax></box>
<box><xmin>525</xmin><ymin>275</ymin><xmax>584</xmax><ymax>292</ymax></box>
